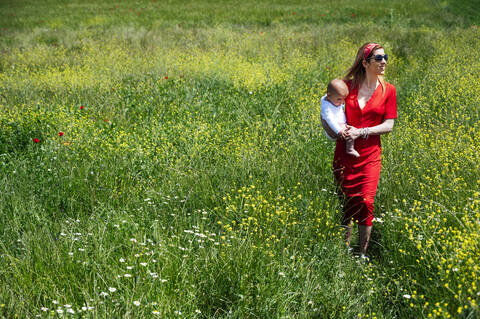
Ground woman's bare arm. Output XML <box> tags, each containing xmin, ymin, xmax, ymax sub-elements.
<box><xmin>346</xmin><ymin>119</ymin><xmax>395</xmax><ymax>141</ymax></box>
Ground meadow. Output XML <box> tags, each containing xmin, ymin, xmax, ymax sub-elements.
<box><xmin>0</xmin><ymin>0</ymin><xmax>479</xmax><ymax>318</ymax></box>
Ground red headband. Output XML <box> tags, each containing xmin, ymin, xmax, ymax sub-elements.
<box><xmin>363</xmin><ymin>43</ymin><xmax>378</xmax><ymax>60</ymax></box>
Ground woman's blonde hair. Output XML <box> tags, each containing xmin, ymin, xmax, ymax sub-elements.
<box><xmin>344</xmin><ymin>42</ymin><xmax>386</xmax><ymax>95</ymax></box>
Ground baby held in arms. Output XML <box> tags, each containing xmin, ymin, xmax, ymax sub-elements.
<box><xmin>321</xmin><ymin>78</ymin><xmax>360</xmax><ymax>157</ymax></box>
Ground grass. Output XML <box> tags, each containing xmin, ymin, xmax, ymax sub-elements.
<box><xmin>0</xmin><ymin>0</ymin><xmax>479</xmax><ymax>318</ymax></box>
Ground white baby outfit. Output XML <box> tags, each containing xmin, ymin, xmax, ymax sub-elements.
<box><xmin>320</xmin><ymin>94</ymin><xmax>346</xmax><ymax>140</ymax></box>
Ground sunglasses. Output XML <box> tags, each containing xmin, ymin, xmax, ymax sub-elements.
<box><xmin>371</xmin><ymin>54</ymin><xmax>389</xmax><ymax>62</ymax></box>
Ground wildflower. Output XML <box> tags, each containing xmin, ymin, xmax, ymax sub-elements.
<box><xmin>351</xmin><ymin>13</ymin><xmax>355</xmax><ymax>18</ymax></box>
<box><xmin>66</xmin><ymin>308</ymin><xmax>75</xmax><ymax>314</ymax></box>
<box><xmin>33</xmin><ymin>138</ymin><xmax>39</xmax><ymax>143</ymax></box>
<box><xmin>58</xmin><ymin>132</ymin><xmax>64</xmax><ymax>136</ymax></box>
<box><xmin>80</xmin><ymin>106</ymin><xmax>84</xmax><ymax>110</ymax></box>
<box><xmin>133</xmin><ymin>301</ymin><xmax>140</xmax><ymax>306</ymax></box>
<box><xmin>41</xmin><ymin>307</ymin><xmax>48</xmax><ymax>312</ymax></box>
<box><xmin>164</xmin><ymin>76</ymin><xmax>168</xmax><ymax>80</ymax></box>
<box><xmin>403</xmin><ymin>294</ymin><xmax>411</xmax><ymax>299</ymax></box>
<box><xmin>100</xmin><ymin>292</ymin><xmax>108</xmax><ymax>297</ymax></box>
<box><xmin>57</xmin><ymin>309</ymin><xmax>63</xmax><ymax>314</ymax></box>
<box><xmin>119</xmin><ymin>258</ymin><xmax>125</xmax><ymax>263</ymax></box>
<box><xmin>124</xmin><ymin>274</ymin><xmax>132</xmax><ymax>278</ymax></box>
<box><xmin>108</xmin><ymin>287</ymin><xmax>116</xmax><ymax>293</ymax></box>
<box><xmin>152</xmin><ymin>310</ymin><xmax>160</xmax><ymax>315</ymax></box>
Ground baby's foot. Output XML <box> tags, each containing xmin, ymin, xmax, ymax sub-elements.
<box><xmin>347</xmin><ymin>149</ymin><xmax>360</xmax><ymax>157</ymax></box>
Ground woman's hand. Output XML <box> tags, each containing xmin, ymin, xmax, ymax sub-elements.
<box><xmin>344</xmin><ymin>125</ymin><xmax>361</xmax><ymax>141</ymax></box>
<box><xmin>338</xmin><ymin>128</ymin><xmax>349</xmax><ymax>140</ymax></box>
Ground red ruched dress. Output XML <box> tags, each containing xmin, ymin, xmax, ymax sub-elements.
<box><xmin>333</xmin><ymin>81</ymin><xmax>397</xmax><ymax>226</ymax></box>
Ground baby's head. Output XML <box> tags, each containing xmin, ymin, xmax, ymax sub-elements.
<box><xmin>326</xmin><ymin>78</ymin><xmax>349</xmax><ymax>106</ymax></box>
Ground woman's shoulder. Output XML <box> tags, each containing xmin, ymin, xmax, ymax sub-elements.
<box><xmin>385</xmin><ymin>81</ymin><xmax>396</xmax><ymax>90</ymax></box>
<box><xmin>383</xmin><ymin>81</ymin><xmax>396</xmax><ymax>97</ymax></box>
<box><xmin>343</xmin><ymin>79</ymin><xmax>358</xmax><ymax>95</ymax></box>
<box><xmin>344</xmin><ymin>79</ymin><xmax>353</xmax><ymax>89</ymax></box>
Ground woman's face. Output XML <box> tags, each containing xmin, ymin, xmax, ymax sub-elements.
<box><xmin>363</xmin><ymin>48</ymin><xmax>386</xmax><ymax>76</ymax></box>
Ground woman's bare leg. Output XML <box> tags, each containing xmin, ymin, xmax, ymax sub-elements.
<box><xmin>358</xmin><ymin>225</ymin><xmax>372</xmax><ymax>255</ymax></box>
<box><xmin>343</xmin><ymin>222</ymin><xmax>353</xmax><ymax>247</ymax></box>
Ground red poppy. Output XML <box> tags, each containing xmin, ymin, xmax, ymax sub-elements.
<box><xmin>33</xmin><ymin>138</ymin><xmax>39</xmax><ymax>143</ymax></box>
<box><xmin>351</xmin><ymin>13</ymin><xmax>355</xmax><ymax>18</ymax></box>
<box><xmin>164</xmin><ymin>76</ymin><xmax>168</xmax><ymax>80</ymax></box>
<box><xmin>80</xmin><ymin>106</ymin><xmax>84</xmax><ymax>110</ymax></box>
<box><xmin>58</xmin><ymin>132</ymin><xmax>64</xmax><ymax>136</ymax></box>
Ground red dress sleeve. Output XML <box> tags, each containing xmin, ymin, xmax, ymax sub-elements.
<box><xmin>384</xmin><ymin>84</ymin><xmax>397</xmax><ymax>119</ymax></box>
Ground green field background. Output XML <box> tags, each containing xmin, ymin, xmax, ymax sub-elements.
<box><xmin>0</xmin><ymin>0</ymin><xmax>479</xmax><ymax>318</ymax></box>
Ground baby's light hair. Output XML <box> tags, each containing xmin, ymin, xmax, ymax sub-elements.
<box><xmin>327</xmin><ymin>78</ymin><xmax>349</xmax><ymax>97</ymax></box>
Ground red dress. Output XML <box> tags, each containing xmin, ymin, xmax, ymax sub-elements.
<box><xmin>333</xmin><ymin>80</ymin><xmax>397</xmax><ymax>226</ymax></box>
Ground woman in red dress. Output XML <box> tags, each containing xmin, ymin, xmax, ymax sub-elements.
<box><xmin>323</xmin><ymin>43</ymin><xmax>397</xmax><ymax>258</ymax></box>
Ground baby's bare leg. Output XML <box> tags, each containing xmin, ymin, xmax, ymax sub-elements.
<box><xmin>346</xmin><ymin>140</ymin><xmax>360</xmax><ymax>157</ymax></box>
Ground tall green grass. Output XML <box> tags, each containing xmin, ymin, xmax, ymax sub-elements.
<box><xmin>0</xmin><ymin>0</ymin><xmax>479</xmax><ymax>318</ymax></box>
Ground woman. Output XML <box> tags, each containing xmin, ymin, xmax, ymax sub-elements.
<box><xmin>322</xmin><ymin>42</ymin><xmax>397</xmax><ymax>259</ymax></box>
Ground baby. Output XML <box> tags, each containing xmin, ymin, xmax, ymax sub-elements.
<box><xmin>321</xmin><ymin>78</ymin><xmax>360</xmax><ymax>157</ymax></box>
